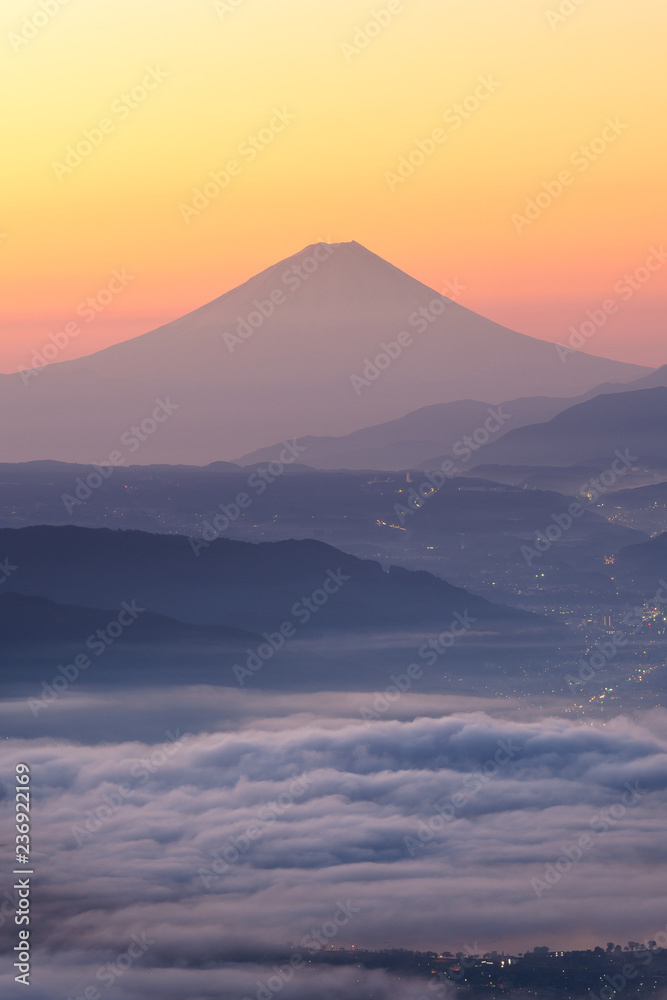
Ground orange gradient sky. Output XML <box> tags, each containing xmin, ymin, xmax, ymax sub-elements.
<box><xmin>2</xmin><ymin>0</ymin><xmax>665</xmax><ymax>373</ymax></box>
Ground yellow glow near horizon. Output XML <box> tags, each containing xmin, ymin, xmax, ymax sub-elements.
<box><xmin>1</xmin><ymin>0</ymin><xmax>665</xmax><ymax>370</ymax></box>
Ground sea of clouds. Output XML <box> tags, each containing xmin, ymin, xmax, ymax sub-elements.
<box><xmin>1</xmin><ymin>687</ymin><xmax>666</xmax><ymax>999</ymax></box>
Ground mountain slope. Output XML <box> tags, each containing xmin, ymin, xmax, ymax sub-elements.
<box><xmin>613</xmin><ymin>533</ymin><xmax>667</xmax><ymax>592</ymax></box>
<box><xmin>0</xmin><ymin>242</ymin><xmax>649</xmax><ymax>464</ymax></box>
<box><xmin>235</xmin><ymin>397</ymin><xmax>564</xmax><ymax>471</ymax></box>
<box><xmin>466</xmin><ymin>387</ymin><xmax>667</xmax><ymax>469</ymax></box>
<box><xmin>0</xmin><ymin>592</ymin><xmax>273</xmax><ymax>691</ymax></box>
<box><xmin>237</xmin><ymin>366</ymin><xmax>667</xmax><ymax>473</ymax></box>
<box><xmin>0</xmin><ymin>525</ymin><xmax>564</xmax><ymax>640</ymax></box>
<box><xmin>0</xmin><ymin>591</ymin><xmax>257</xmax><ymax>644</ymax></box>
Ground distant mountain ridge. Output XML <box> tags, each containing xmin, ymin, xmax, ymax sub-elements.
<box><xmin>236</xmin><ymin>366</ymin><xmax>667</xmax><ymax>473</ymax></box>
<box><xmin>465</xmin><ymin>386</ymin><xmax>667</xmax><ymax>469</ymax></box>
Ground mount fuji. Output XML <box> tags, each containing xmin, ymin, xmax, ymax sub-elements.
<box><xmin>1</xmin><ymin>241</ymin><xmax>650</xmax><ymax>464</ymax></box>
